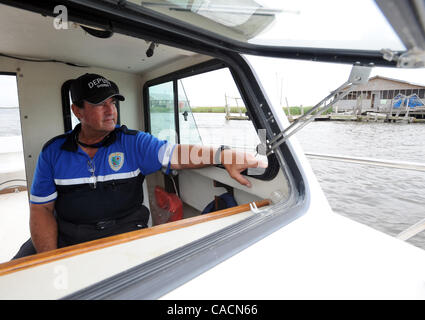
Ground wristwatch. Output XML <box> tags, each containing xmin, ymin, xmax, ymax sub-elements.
<box><xmin>214</xmin><ymin>145</ymin><xmax>231</xmax><ymax>165</ymax></box>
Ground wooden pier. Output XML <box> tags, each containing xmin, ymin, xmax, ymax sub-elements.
<box><xmin>225</xmin><ymin>115</ymin><xmax>249</xmax><ymax>120</ymax></box>
<box><xmin>224</xmin><ymin>94</ymin><xmax>249</xmax><ymax>120</ymax></box>
<box><xmin>288</xmin><ymin>113</ymin><xmax>425</xmax><ymax>123</ymax></box>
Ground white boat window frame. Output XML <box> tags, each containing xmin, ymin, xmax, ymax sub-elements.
<box><xmin>0</xmin><ymin>0</ymin><xmax>311</xmax><ymax>299</ymax></box>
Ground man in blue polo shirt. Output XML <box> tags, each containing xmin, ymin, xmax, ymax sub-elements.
<box><xmin>13</xmin><ymin>73</ymin><xmax>265</xmax><ymax>259</ymax></box>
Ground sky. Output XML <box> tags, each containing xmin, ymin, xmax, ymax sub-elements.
<box><xmin>242</xmin><ymin>0</ymin><xmax>423</xmax><ymax>107</ymax></box>
<box><xmin>250</xmin><ymin>0</ymin><xmax>404</xmax><ymax>51</ymax></box>
<box><xmin>247</xmin><ymin>56</ymin><xmax>425</xmax><ymax>107</ymax></box>
<box><xmin>178</xmin><ymin>56</ymin><xmax>425</xmax><ymax>108</ymax></box>
<box><xmin>178</xmin><ymin>0</ymin><xmax>425</xmax><ymax>108</ymax></box>
<box><xmin>1</xmin><ymin>0</ymin><xmax>424</xmax><ymax>109</ymax></box>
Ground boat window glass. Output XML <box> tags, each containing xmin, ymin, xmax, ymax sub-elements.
<box><xmin>125</xmin><ymin>0</ymin><xmax>404</xmax><ymax>51</ymax></box>
<box><xmin>0</xmin><ymin>73</ymin><xmax>29</xmax><ymax>263</ymax></box>
<box><xmin>68</xmin><ymin>91</ymin><xmax>80</xmax><ymax>130</ymax></box>
<box><xmin>177</xmin><ymin>79</ymin><xmax>202</xmax><ymax>145</ymax></box>
<box><xmin>177</xmin><ymin>68</ymin><xmax>266</xmax><ymax>163</ymax></box>
<box><xmin>146</xmin><ymin>66</ymin><xmax>268</xmax><ymax>165</ymax></box>
<box><xmin>148</xmin><ymin>81</ymin><xmax>177</xmax><ymax>144</ymax></box>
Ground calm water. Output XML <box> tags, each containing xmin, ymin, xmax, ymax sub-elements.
<box><xmin>192</xmin><ymin>113</ymin><xmax>425</xmax><ymax>251</ymax></box>
<box><xmin>0</xmin><ymin>108</ymin><xmax>21</xmax><ymax>136</ymax></box>
<box><xmin>296</xmin><ymin>121</ymin><xmax>425</xmax><ymax>250</ymax></box>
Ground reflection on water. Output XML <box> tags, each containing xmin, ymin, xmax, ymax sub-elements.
<box><xmin>296</xmin><ymin>121</ymin><xmax>425</xmax><ymax>250</ymax></box>
<box><xmin>297</xmin><ymin>121</ymin><xmax>425</xmax><ymax>163</ymax></box>
<box><xmin>193</xmin><ymin>114</ymin><xmax>425</xmax><ymax>250</ymax></box>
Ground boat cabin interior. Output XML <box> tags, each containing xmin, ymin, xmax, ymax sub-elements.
<box><xmin>0</xmin><ymin>1</ymin><xmax>298</xmax><ymax>297</ymax></box>
<box><xmin>1</xmin><ymin>0</ymin><xmax>422</xmax><ymax>299</ymax></box>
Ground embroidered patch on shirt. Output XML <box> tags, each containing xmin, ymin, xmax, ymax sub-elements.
<box><xmin>108</xmin><ymin>152</ymin><xmax>124</xmax><ymax>171</ymax></box>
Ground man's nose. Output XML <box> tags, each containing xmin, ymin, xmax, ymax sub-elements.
<box><xmin>103</xmin><ymin>101</ymin><xmax>116</xmax><ymax>112</ymax></box>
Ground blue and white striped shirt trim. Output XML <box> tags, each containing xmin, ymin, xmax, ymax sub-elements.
<box><xmin>54</xmin><ymin>168</ymin><xmax>141</xmax><ymax>186</ymax></box>
<box><xmin>30</xmin><ymin>192</ymin><xmax>57</xmax><ymax>204</ymax></box>
<box><xmin>159</xmin><ymin>143</ymin><xmax>176</xmax><ymax>168</ymax></box>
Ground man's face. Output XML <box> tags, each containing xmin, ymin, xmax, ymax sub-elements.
<box><xmin>74</xmin><ymin>97</ymin><xmax>118</xmax><ymax>134</ymax></box>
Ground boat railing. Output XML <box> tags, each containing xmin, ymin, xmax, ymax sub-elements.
<box><xmin>305</xmin><ymin>152</ymin><xmax>425</xmax><ymax>241</ymax></box>
<box><xmin>305</xmin><ymin>153</ymin><xmax>425</xmax><ymax>172</ymax></box>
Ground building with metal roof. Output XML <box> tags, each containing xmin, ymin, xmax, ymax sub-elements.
<box><xmin>334</xmin><ymin>76</ymin><xmax>425</xmax><ymax>117</ymax></box>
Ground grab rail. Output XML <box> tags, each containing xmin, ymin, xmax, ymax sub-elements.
<box><xmin>305</xmin><ymin>152</ymin><xmax>425</xmax><ymax>172</ymax></box>
<box><xmin>396</xmin><ymin>218</ymin><xmax>425</xmax><ymax>241</ymax></box>
<box><xmin>305</xmin><ymin>152</ymin><xmax>425</xmax><ymax>241</ymax></box>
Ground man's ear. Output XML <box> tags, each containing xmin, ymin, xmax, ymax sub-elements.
<box><xmin>71</xmin><ymin>104</ymin><xmax>82</xmax><ymax>120</ymax></box>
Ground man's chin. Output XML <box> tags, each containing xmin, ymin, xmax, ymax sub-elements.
<box><xmin>103</xmin><ymin>120</ymin><xmax>116</xmax><ymax>130</ymax></box>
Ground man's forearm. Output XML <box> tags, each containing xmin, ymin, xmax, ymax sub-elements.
<box><xmin>30</xmin><ymin>203</ymin><xmax>58</xmax><ymax>253</ymax></box>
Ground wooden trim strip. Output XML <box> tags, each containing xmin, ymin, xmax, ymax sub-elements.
<box><xmin>0</xmin><ymin>199</ymin><xmax>270</xmax><ymax>276</ymax></box>
<box><xmin>0</xmin><ymin>186</ymin><xmax>27</xmax><ymax>195</ymax></box>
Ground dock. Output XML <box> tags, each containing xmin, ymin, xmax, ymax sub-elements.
<box><xmin>288</xmin><ymin>113</ymin><xmax>425</xmax><ymax>123</ymax></box>
<box><xmin>224</xmin><ymin>94</ymin><xmax>249</xmax><ymax>120</ymax></box>
<box><xmin>225</xmin><ymin>114</ymin><xmax>249</xmax><ymax>120</ymax></box>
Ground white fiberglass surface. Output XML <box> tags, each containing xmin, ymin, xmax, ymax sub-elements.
<box><xmin>247</xmin><ymin>0</ymin><xmax>404</xmax><ymax>50</ymax></box>
<box><xmin>0</xmin><ymin>210</ymin><xmax>254</xmax><ymax>299</ymax></box>
<box><xmin>127</xmin><ymin>0</ymin><xmax>404</xmax><ymax>51</ymax></box>
<box><xmin>162</xmin><ymin>208</ymin><xmax>425</xmax><ymax>299</ymax></box>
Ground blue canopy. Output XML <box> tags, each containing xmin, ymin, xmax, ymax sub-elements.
<box><xmin>393</xmin><ymin>94</ymin><xmax>424</xmax><ymax>108</ymax></box>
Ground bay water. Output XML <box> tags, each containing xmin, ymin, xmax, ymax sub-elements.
<box><xmin>193</xmin><ymin>113</ymin><xmax>425</xmax><ymax>251</ymax></box>
<box><xmin>296</xmin><ymin>121</ymin><xmax>425</xmax><ymax>250</ymax></box>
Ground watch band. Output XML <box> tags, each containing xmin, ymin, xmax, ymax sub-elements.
<box><xmin>214</xmin><ymin>145</ymin><xmax>231</xmax><ymax>165</ymax></box>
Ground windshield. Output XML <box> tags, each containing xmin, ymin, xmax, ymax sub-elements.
<box><xmin>128</xmin><ymin>0</ymin><xmax>405</xmax><ymax>51</ymax></box>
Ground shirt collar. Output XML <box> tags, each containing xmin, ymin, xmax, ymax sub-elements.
<box><xmin>61</xmin><ymin>123</ymin><xmax>119</xmax><ymax>152</ymax></box>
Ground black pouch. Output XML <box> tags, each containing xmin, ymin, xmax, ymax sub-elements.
<box><xmin>57</xmin><ymin>205</ymin><xmax>150</xmax><ymax>247</ymax></box>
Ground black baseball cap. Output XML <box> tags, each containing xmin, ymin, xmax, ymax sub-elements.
<box><xmin>70</xmin><ymin>73</ymin><xmax>125</xmax><ymax>105</ymax></box>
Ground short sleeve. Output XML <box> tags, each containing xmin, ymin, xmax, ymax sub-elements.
<box><xmin>30</xmin><ymin>149</ymin><xmax>57</xmax><ymax>204</ymax></box>
<box><xmin>135</xmin><ymin>132</ymin><xmax>176</xmax><ymax>175</ymax></box>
